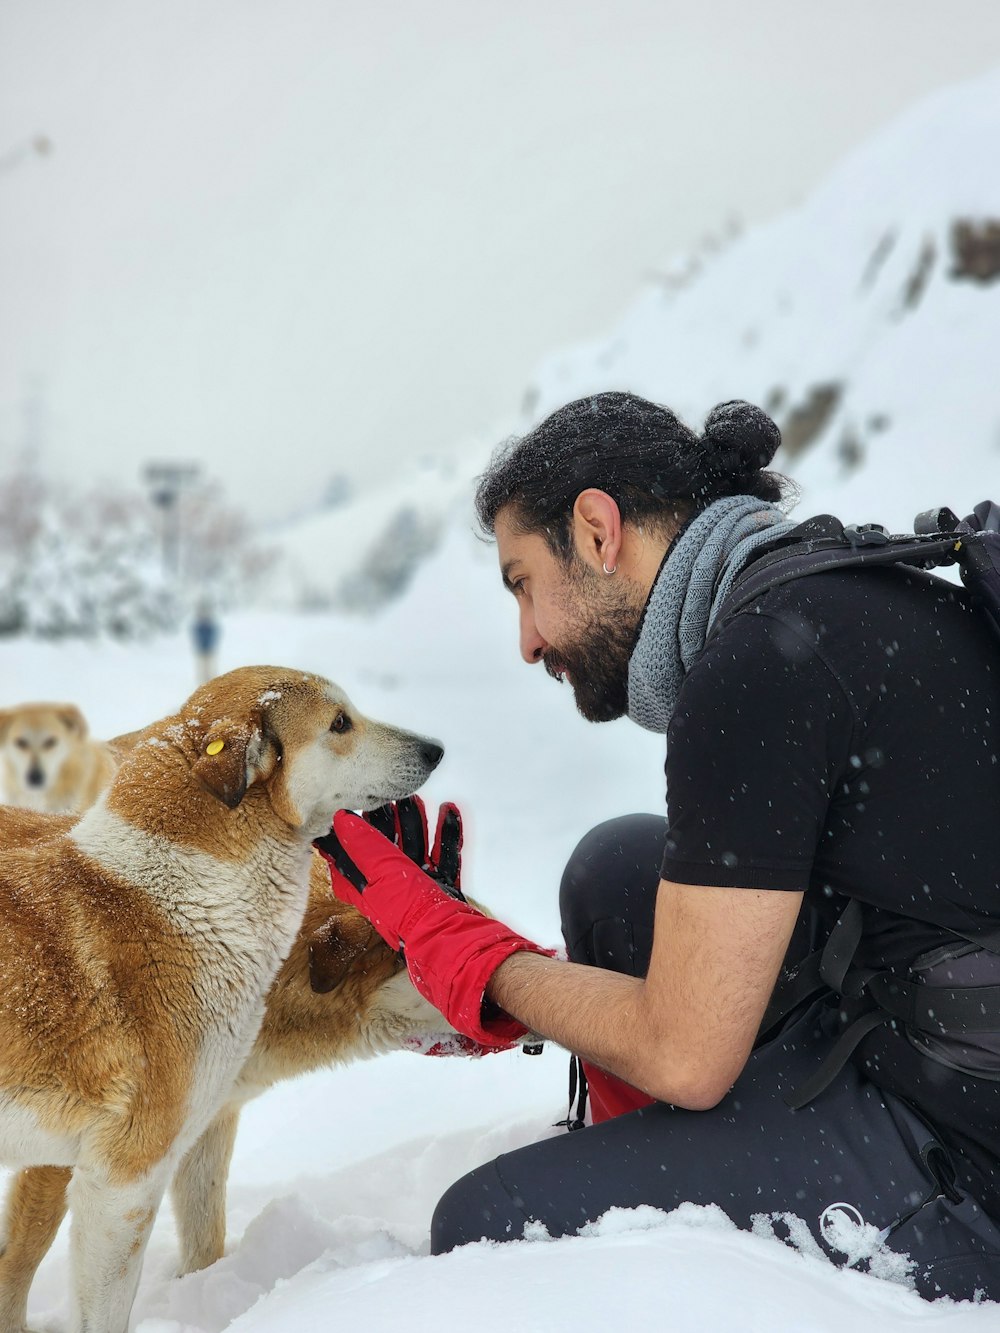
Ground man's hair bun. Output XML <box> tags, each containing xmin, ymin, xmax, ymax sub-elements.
<box><xmin>700</xmin><ymin>400</ymin><xmax>782</xmax><ymax>484</ymax></box>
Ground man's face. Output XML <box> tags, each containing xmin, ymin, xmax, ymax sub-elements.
<box><xmin>495</xmin><ymin>512</ymin><xmax>645</xmax><ymax>723</ymax></box>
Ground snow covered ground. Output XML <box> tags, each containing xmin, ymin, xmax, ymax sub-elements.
<box><xmin>1</xmin><ymin>526</ymin><xmax>997</xmax><ymax>1331</ymax></box>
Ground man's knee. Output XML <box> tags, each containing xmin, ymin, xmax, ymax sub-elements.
<box><xmin>430</xmin><ymin>1160</ymin><xmax>527</xmax><ymax>1254</ymax></box>
<box><xmin>559</xmin><ymin>814</ymin><xmax>663</xmax><ymax>972</ymax></box>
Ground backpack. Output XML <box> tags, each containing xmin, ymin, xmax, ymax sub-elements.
<box><xmin>714</xmin><ymin>500</ymin><xmax>1000</xmax><ymax>642</ymax></box>
<box><xmin>714</xmin><ymin>501</ymin><xmax>1000</xmax><ymax>1107</ymax></box>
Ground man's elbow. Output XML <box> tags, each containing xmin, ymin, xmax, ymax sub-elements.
<box><xmin>644</xmin><ymin>1059</ymin><xmax>737</xmax><ymax>1112</ymax></box>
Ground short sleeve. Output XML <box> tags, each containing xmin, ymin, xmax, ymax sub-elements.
<box><xmin>659</xmin><ymin>609</ymin><xmax>858</xmax><ymax>890</ymax></box>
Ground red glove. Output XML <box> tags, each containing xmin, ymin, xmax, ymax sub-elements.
<box><xmin>313</xmin><ymin>800</ymin><xmax>552</xmax><ymax>1047</ymax></box>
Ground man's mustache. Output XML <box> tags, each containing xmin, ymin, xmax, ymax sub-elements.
<box><xmin>543</xmin><ymin>653</ymin><xmax>568</xmax><ymax>683</ymax></box>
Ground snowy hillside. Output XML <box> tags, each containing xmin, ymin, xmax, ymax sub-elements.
<box><xmin>272</xmin><ymin>458</ymin><xmax>471</xmax><ymax>612</ymax></box>
<box><xmin>279</xmin><ymin>69</ymin><xmax>1000</xmax><ymax>612</ymax></box>
<box><xmin>526</xmin><ymin>69</ymin><xmax>1000</xmax><ymax>535</ymax></box>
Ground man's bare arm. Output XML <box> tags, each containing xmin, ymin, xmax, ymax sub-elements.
<box><xmin>487</xmin><ymin>880</ymin><xmax>803</xmax><ymax>1110</ymax></box>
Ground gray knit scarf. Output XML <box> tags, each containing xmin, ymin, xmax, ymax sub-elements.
<box><xmin>626</xmin><ymin>495</ymin><xmax>797</xmax><ymax>733</ymax></box>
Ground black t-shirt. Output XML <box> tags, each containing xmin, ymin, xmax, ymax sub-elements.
<box><xmin>659</xmin><ymin>564</ymin><xmax>1000</xmax><ymax>1215</ymax></box>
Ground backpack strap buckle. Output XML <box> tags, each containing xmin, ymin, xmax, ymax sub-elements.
<box><xmin>843</xmin><ymin>523</ymin><xmax>891</xmax><ymax>547</ymax></box>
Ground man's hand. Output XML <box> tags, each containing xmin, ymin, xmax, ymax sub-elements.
<box><xmin>360</xmin><ymin>796</ymin><xmax>465</xmax><ymax>900</ymax></box>
<box><xmin>487</xmin><ymin>880</ymin><xmax>803</xmax><ymax>1109</ymax></box>
<box><xmin>314</xmin><ymin>800</ymin><xmax>553</xmax><ymax>1047</ymax></box>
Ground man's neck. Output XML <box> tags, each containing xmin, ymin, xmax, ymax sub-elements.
<box><xmin>620</xmin><ymin>522</ymin><xmax>676</xmax><ymax>605</ymax></box>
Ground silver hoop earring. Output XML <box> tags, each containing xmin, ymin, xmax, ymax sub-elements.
<box><xmin>603</xmin><ymin>562</ymin><xmax>617</xmax><ymax>576</ymax></box>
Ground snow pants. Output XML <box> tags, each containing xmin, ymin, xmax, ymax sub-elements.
<box><xmin>430</xmin><ymin>815</ymin><xmax>1000</xmax><ymax>1302</ymax></box>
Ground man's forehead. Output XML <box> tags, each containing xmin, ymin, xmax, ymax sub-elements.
<box><xmin>496</xmin><ymin>523</ymin><xmax>548</xmax><ymax>580</ymax></box>
<box><xmin>495</xmin><ymin>515</ymin><xmax>545</xmax><ymax>562</ymax></box>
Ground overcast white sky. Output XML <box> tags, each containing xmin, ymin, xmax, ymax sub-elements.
<box><xmin>2</xmin><ymin>1</ymin><xmax>1000</xmax><ymax>520</ymax></box>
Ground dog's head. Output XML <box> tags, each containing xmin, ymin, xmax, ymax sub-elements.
<box><xmin>169</xmin><ymin>666</ymin><xmax>442</xmax><ymax>839</ymax></box>
<box><xmin>0</xmin><ymin>702</ymin><xmax>89</xmax><ymax>804</ymax></box>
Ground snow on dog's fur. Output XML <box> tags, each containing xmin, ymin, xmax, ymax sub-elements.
<box><xmin>0</xmin><ymin>666</ymin><xmax>445</xmax><ymax>1333</ymax></box>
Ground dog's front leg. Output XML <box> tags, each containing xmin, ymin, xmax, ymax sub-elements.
<box><xmin>67</xmin><ymin>1162</ymin><xmax>169</xmax><ymax>1333</ymax></box>
<box><xmin>0</xmin><ymin>1167</ymin><xmax>71</xmax><ymax>1333</ymax></box>
<box><xmin>170</xmin><ymin>1105</ymin><xmax>240</xmax><ymax>1276</ymax></box>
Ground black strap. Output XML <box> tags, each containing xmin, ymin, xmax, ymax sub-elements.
<box><xmin>771</xmin><ymin>896</ymin><xmax>1000</xmax><ymax>1108</ymax></box>
<box><xmin>817</xmin><ymin>898</ymin><xmax>878</xmax><ymax>996</ymax></box>
<box><xmin>553</xmin><ymin>1055</ymin><xmax>589</xmax><ymax>1132</ymax></box>
<box><xmin>758</xmin><ymin>950</ymin><xmax>826</xmax><ymax>1037</ymax></box>
<box><xmin>712</xmin><ymin>533</ymin><xmax>963</xmax><ymax>635</ymax></box>
<box><xmin>760</xmin><ymin>899</ymin><xmax>874</xmax><ymax>1039</ymax></box>
<box><xmin>867</xmin><ymin>973</ymin><xmax>1000</xmax><ymax>1035</ymax></box>
<box><xmin>784</xmin><ymin>1008</ymin><xmax>891</xmax><ymax>1111</ymax></box>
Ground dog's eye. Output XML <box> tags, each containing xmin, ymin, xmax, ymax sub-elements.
<box><xmin>42</xmin><ymin>737</ymin><xmax>58</xmax><ymax>750</ymax></box>
<box><xmin>14</xmin><ymin>738</ymin><xmax>29</xmax><ymax>750</ymax></box>
<box><xmin>330</xmin><ymin>713</ymin><xmax>352</xmax><ymax>735</ymax></box>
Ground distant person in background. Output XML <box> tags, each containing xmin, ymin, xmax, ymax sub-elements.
<box><xmin>316</xmin><ymin>392</ymin><xmax>1000</xmax><ymax>1302</ymax></box>
<box><xmin>191</xmin><ymin>600</ymin><xmax>221</xmax><ymax>686</ymax></box>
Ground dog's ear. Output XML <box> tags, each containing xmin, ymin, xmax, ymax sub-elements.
<box><xmin>191</xmin><ymin>720</ymin><xmax>280</xmax><ymax>810</ymax></box>
<box><xmin>308</xmin><ymin>909</ymin><xmax>382</xmax><ymax>994</ymax></box>
<box><xmin>0</xmin><ymin>709</ymin><xmax>11</xmax><ymax>743</ymax></box>
<box><xmin>191</xmin><ymin>724</ymin><xmax>254</xmax><ymax>809</ymax></box>
<box><xmin>57</xmin><ymin>705</ymin><xmax>88</xmax><ymax>738</ymax></box>
<box><xmin>308</xmin><ymin>918</ymin><xmax>358</xmax><ymax>993</ymax></box>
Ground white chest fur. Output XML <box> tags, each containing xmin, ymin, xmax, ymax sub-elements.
<box><xmin>70</xmin><ymin>800</ymin><xmax>313</xmax><ymax>1145</ymax></box>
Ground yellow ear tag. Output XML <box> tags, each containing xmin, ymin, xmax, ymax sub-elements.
<box><xmin>206</xmin><ymin>739</ymin><xmax>225</xmax><ymax>755</ymax></box>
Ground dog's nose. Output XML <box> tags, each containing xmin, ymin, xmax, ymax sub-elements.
<box><xmin>420</xmin><ymin>741</ymin><xmax>444</xmax><ymax>771</ymax></box>
<box><xmin>26</xmin><ymin>767</ymin><xmax>45</xmax><ymax>787</ymax></box>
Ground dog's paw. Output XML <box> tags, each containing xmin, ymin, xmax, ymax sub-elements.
<box><xmin>400</xmin><ymin>1032</ymin><xmax>511</xmax><ymax>1057</ymax></box>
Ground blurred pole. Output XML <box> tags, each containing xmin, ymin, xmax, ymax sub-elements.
<box><xmin>143</xmin><ymin>461</ymin><xmax>201</xmax><ymax>580</ymax></box>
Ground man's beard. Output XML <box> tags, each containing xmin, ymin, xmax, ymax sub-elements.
<box><xmin>542</xmin><ymin>564</ymin><xmax>645</xmax><ymax>723</ymax></box>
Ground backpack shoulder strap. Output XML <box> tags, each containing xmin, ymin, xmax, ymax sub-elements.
<box><xmin>711</xmin><ymin>519</ymin><xmax>964</xmax><ymax>636</ymax></box>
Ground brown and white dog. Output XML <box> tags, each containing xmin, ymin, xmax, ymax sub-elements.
<box><xmin>0</xmin><ymin>666</ymin><xmax>447</xmax><ymax>1333</ymax></box>
<box><xmin>0</xmin><ymin>702</ymin><xmax>119</xmax><ymax>815</ymax></box>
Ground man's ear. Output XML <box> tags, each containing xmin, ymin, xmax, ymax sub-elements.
<box><xmin>572</xmin><ymin>489</ymin><xmax>623</xmax><ymax>574</ymax></box>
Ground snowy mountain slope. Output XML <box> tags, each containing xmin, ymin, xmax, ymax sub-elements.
<box><xmin>514</xmin><ymin>68</ymin><xmax>1000</xmax><ymax>535</ymax></box>
<box><xmin>280</xmin><ymin>69</ymin><xmax>1000</xmax><ymax>612</ymax></box>
<box><xmin>272</xmin><ymin>460</ymin><xmax>471</xmax><ymax>611</ymax></box>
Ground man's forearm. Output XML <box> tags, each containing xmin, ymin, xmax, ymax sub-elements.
<box><xmin>486</xmin><ymin>952</ymin><xmax>713</xmax><ymax>1109</ymax></box>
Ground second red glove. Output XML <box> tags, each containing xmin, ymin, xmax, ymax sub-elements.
<box><xmin>314</xmin><ymin>803</ymin><xmax>552</xmax><ymax>1047</ymax></box>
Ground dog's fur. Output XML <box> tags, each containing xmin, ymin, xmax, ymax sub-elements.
<box><xmin>0</xmin><ymin>666</ymin><xmax>446</xmax><ymax>1333</ymax></box>
<box><xmin>0</xmin><ymin>853</ymin><xmax>458</xmax><ymax>1322</ymax></box>
<box><xmin>0</xmin><ymin>702</ymin><xmax>119</xmax><ymax>815</ymax></box>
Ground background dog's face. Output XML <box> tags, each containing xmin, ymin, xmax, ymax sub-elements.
<box><xmin>183</xmin><ymin>667</ymin><xmax>443</xmax><ymax>838</ymax></box>
<box><xmin>0</xmin><ymin>703</ymin><xmax>88</xmax><ymax>802</ymax></box>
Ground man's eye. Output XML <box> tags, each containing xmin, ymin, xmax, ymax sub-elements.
<box><xmin>330</xmin><ymin>713</ymin><xmax>352</xmax><ymax>734</ymax></box>
<box><xmin>512</xmin><ymin>579</ymin><xmax>525</xmax><ymax>596</ymax></box>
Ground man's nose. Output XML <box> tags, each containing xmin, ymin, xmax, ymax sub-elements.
<box><xmin>519</xmin><ymin>606</ymin><xmax>547</xmax><ymax>665</ymax></box>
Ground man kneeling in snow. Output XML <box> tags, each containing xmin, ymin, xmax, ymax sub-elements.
<box><xmin>316</xmin><ymin>392</ymin><xmax>1000</xmax><ymax>1301</ymax></box>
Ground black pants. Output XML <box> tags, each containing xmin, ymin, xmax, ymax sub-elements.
<box><xmin>431</xmin><ymin>815</ymin><xmax>1000</xmax><ymax>1301</ymax></box>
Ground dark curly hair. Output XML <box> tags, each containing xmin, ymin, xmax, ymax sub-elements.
<box><xmin>475</xmin><ymin>391</ymin><xmax>790</xmax><ymax>557</ymax></box>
